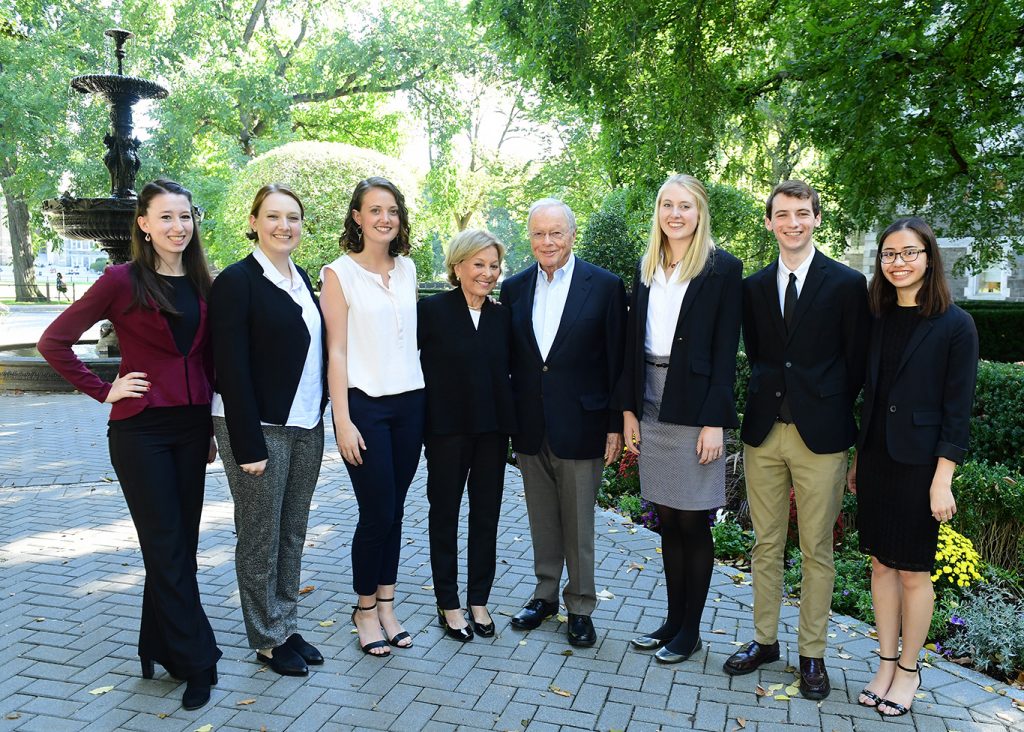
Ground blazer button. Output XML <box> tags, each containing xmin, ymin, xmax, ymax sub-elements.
<box><xmin>889</xmin><ymin>405</ymin><xmax>897</xmax><ymax>413</ymax></box>
<box><xmin>775</xmin><ymin>391</ymin><xmax>782</xmax><ymax>398</ymax></box>
<box><xmin>542</xmin><ymin>365</ymin><xmax>549</xmax><ymax>372</ymax></box>
<box><xmin>676</xmin><ymin>337</ymin><xmax>683</xmax><ymax>341</ymax></box>
<box><xmin>785</xmin><ymin>361</ymin><xmax>792</xmax><ymax>368</ymax></box>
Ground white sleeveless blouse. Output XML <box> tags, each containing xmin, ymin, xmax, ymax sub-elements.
<box><xmin>320</xmin><ymin>254</ymin><xmax>424</xmax><ymax>397</ymax></box>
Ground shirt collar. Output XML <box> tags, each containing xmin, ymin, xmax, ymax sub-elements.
<box><xmin>778</xmin><ymin>248</ymin><xmax>815</xmax><ymax>280</ymax></box>
<box><xmin>536</xmin><ymin>253</ymin><xmax>575</xmax><ymax>285</ymax></box>
<box><xmin>253</xmin><ymin>246</ymin><xmax>301</xmax><ymax>291</ymax></box>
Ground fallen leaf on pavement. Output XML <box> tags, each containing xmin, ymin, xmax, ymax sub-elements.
<box><xmin>996</xmin><ymin>713</ymin><xmax>1015</xmax><ymax>723</ymax></box>
<box><xmin>195</xmin><ymin>725</ymin><xmax>213</xmax><ymax>732</ymax></box>
<box><xmin>984</xmin><ymin>685</ymin><xmax>996</xmax><ymax>692</ymax></box>
<box><xmin>236</xmin><ymin>699</ymin><xmax>256</xmax><ymax>706</ymax></box>
<box><xmin>656</xmin><ymin>547</ymin><xmax>662</xmax><ymax>554</ymax></box>
<box><xmin>767</xmin><ymin>684</ymin><xmax>783</xmax><ymax>692</ymax></box>
<box><xmin>785</xmin><ymin>685</ymin><xmax>800</xmax><ymax>696</ymax></box>
<box><xmin>88</xmin><ymin>686</ymin><xmax>115</xmax><ymax>695</ymax></box>
<box><xmin>735</xmin><ymin>718</ymin><xmax>747</xmax><ymax>728</ymax></box>
<box><xmin>556</xmin><ymin>614</ymin><xmax>568</xmax><ymax>623</ymax></box>
<box><xmin>549</xmin><ymin>685</ymin><xmax>572</xmax><ymax>697</ymax></box>
<box><xmin>560</xmin><ymin>650</ymin><xmax>573</xmax><ymax>656</ymax></box>
<box><xmin>298</xmin><ymin>586</ymin><xmax>315</xmax><ymax>595</ymax></box>
<box><xmin>626</xmin><ymin>562</ymin><xmax>644</xmax><ymax>573</ymax></box>
<box><xmin>774</xmin><ymin>694</ymin><xmax>790</xmax><ymax>701</ymax></box>
<box><xmin>754</xmin><ymin>685</ymin><xmax>768</xmax><ymax>697</ymax></box>
<box><xmin>5</xmin><ymin>714</ymin><xmax>20</xmax><ymax>720</ymax></box>
<box><xmin>518</xmin><ymin>640</ymin><xmax>527</xmax><ymax>646</ymax></box>
<box><xmin>595</xmin><ymin>589</ymin><xmax>615</xmax><ymax>600</ymax></box>
<box><xmin>318</xmin><ymin>619</ymin><xmax>335</xmax><ymax>627</ymax></box>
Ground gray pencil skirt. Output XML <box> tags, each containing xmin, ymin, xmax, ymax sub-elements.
<box><xmin>638</xmin><ymin>360</ymin><xmax>725</xmax><ymax>511</ymax></box>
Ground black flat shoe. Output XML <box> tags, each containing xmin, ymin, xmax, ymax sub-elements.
<box><xmin>723</xmin><ymin>639</ymin><xmax>781</xmax><ymax>676</ymax></box>
<box><xmin>182</xmin><ymin>666</ymin><xmax>217</xmax><ymax>711</ymax></box>
<box><xmin>567</xmin><ymin>614</ymin><xmax>596</xmax><ymax>647</ymax></box>
<box><xmin>631</xmin><ymin>635</ymin><xmax>670</xmax><ymax>650</ymax></box>
<box><xmin>286</xmin><ymin>633</ymin><xmax>324</xmax><ymax>665</ymax></box>
<box><xmin>510</xmin><ymin>598</ymin><xmax>558</xmax><ymax>630</ymax></box>
<box><xmin>437</xmin><ymin>607</ymin><xmax>474</xmax><ymax>642</ymax></box>
<box><xmin>655</xmin><ymin>637</ymin><xmax>703</xmax><ymax>664</ymax></box>
<box><xmin>255</xmin><ymin>643</ymin><xmax>308</xmax><ymax>676</ymax></box>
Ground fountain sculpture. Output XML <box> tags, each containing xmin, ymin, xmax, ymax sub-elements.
<box><xmin>41</xmin><ymin>28</ymin><xmax>168</xmax><ymax>357</ymax></box>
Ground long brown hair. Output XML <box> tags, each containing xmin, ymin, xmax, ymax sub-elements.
<box><xmin>129</xmin><ymin>179</ymin><xmax>212</xmax><ymax>313</ymax></box>
<box><xmin>340</xmin><ymin>177</ymin><xmax>410</xmax><ymax>257</ymax></box>
<box><xmin>867</xmin><ymin>217</ymin><xmax>951</xmax><ymax>317</ymax></box>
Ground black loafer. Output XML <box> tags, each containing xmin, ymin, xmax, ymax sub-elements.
<box><xmin>567</xmin><ymin>614</ymin><xmax>596</xmax><ymax>647</ymax></box>
<box><xmin>255</xmin><ymin>643</ymin><xmax>308</xmax><ymax>676</ymax></box>
<box><xmin>510</xmin><ymin>599</ymin><xmax>558</xmax><ymax>630</ymax></box>
<box><xmin>723</xmin><ymin>640</ymin><xmax>781</xmax><ymax>676</ymax></box>
<box><xmin>286</xmin><ymin>633</ymin><xmax>324</xmax><ymax>665</ymax></box>
<box><xmin>798</xmin><ymin>655</ymin><xmax>831</xmax><ymax>700</ymax></box>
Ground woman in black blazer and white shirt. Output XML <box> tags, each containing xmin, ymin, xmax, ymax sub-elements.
<box><xmin>418</xmin><ymin>229</ymin><xmax>516</xmax><ymax>641</ymax></box>
<box><xmin>619</xmin><ymin>174</ymin><xmax>742</xmax><ymax>664</ymax></box>
<box><xmin>847</xmin><ymin>217</ymin><xmax>978</xmax><ymax>717</ymax></box>
<box><xmin>210</xmin><ymin>184</ymin><xmax>328</xmax><ymax>677</ymax></box>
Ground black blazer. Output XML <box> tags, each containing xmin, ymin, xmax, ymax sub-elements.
<box><xmin>856</xmin><ymin>305</ymin><xmax>978</xmax><ymax>465</ymax></box>
<box><xmin>741</xmin><ymin>249</ymin><xmax>871</xmax><ymax>454</ymax></box>
<box><xmin>417</xmin><ymin>287</ymin><xmax>517</xmax><ymax>437</ymax></box>
<box><xmin>618</xmin><ymin>249</ymin><xmax>743</xmax><ymax>428</ymax></box>
<box><xmin>500</xmin><ymin>257</ymin><xmax>627</xmax><ymax>459</ymax></box>
<box><xmin>209</xmin><ymin>254</ymin><xmax>328</xmax><ymax>464</ymax></box>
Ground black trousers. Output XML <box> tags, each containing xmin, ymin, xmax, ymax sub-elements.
<box><xmin>425</xmin><ymin>432</ymin><xmax>508</xmax><ymax>609</ymax></box>
<box><xmin>107</xmin><ymin>406</ymin><xmax>222</xmax><ymax>678</ymax></box>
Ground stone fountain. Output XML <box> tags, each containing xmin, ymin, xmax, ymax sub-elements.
<box><xmin>0</xmin><ymin>29</ymin><xmax>166</xmax><ymax>391</ymax></box>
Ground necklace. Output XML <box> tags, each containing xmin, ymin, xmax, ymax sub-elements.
<box><xmin>667</xmin><ymin>259</ymin><xmax>682</xmax><ymax>269</ymax></box>
<box><xmin>467</xmin><ymin>304</ymin><xmax>482</xmax><ymax>311</ymax></box>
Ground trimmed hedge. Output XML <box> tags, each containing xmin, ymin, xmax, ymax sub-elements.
<box><xmin>957</xmin><ymin>301</ymin><xmax>1024</xmax><ymax>363</ymax></box>
<box><xmin>952</xmin><ymin>460</ymin><xmax>1024</xmax><ymax>573</ymax></box>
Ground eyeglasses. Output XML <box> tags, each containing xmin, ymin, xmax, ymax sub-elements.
<box><xmin>879</xmin><ymin>248</ymin><xmax>926</xmax><ymax>264</ymax></box>
<box><xmin>529</xmin><ymin>231</ymin><xmax>567</xmax><ymax>243</ymax></box>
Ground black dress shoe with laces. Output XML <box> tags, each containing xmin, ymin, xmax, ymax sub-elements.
<box><xmin>255</xmin><ymin>643</ymin><xmax>308</xmax><ymax>676</ymax></box>
<box><xmin>722</xmin><ymin>640</ymin><xmax>781</xmax><ymax>676</ymax></box>
<box><xmin>510</xmin><ymin>599</ymin><xmax>558</xmax><ymax>630</ymax></box>
<box><xmin>567</xmin><ymin>614</ymin><xmax>596</xmax><ymax>647</ymax></box>
<box><xmin>798</xmin><ymin>655</ymin><xmax>831</xmax><ymax>700</ymax></box>
<box><xmin>286</xmin><ymin>633</ymin><xmax>324</xmax><ymax>665</ymax></box>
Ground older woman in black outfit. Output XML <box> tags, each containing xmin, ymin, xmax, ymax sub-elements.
<box><xmin>619</xmin><ymin>174</ymin><xmax>742</xmax><ymax>664</ymax></box>
<box><xmin>210</xmin><ymin>184</ymin><xmax>328</xmax><ymax>677</ymax></box>
<box><xmin>847</xmin><ymin>218</ymin><xmax>978</xmax><ymax>717</ymax></box>
<box><xmin>418</xmin><ymin>229</ymin><xmax>516</xmax><ymax>640</ymax></box>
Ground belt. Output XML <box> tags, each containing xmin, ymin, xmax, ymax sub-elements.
<box><xmin>644</xmin><ymin>360</ymin><xmax>670</xmax><ymax>368</ymax></box>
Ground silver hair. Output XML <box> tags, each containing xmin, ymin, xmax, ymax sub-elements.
<box><xmin>527</xmin><ymin>198</ymin><xmax>577</xmax><ymax>233</ymax></box>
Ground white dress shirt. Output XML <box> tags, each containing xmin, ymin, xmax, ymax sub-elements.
<box><xmin>532</xmin><ymin>254</ymin><xmax>575</xmax><ymax>360</ymax></box>
<box><xmin>320</xmin><ymin>254</ymin><xmax>424</xmax><ymax>397</ymax></box>
<box><xmin>644</xmin><ymin>265</ymin><xmax>691</xmax><ymax>357</ymax></box>
<box><xmin>777</xmin><ymin>249</ymin><xmax>816</xmax><ymax>314</ymax></box>
<box><xmin>212</xmin><ymin>247</ymin><xmax>323</xmax><ymax>428</ymax></box>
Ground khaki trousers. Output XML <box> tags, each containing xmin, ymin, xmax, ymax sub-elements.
<box><xmin>516</xmin><ymin>441</ymin><xmax>603</xmax><ymax>615</ymax></box>
<box><xmin>744</xmin><ymin>422</ymin><xmax>847</xmax><ymax>658</ymax></box>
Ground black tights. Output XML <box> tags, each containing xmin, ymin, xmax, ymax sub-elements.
<box><xmin>646</xmin><ymin>505</ymin><xmax>714</xmax><ymax>654</ymax></box>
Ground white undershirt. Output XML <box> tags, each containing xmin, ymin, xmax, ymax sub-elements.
<box><xmin>776</xmin><ymin>249</ymin><xmax>815</xmax><ymax>314</ymax></box>
<box><xmin>320</xmin><ymin>254</ymin><xmax>424</xmax><ymax>397</ymax></box>
<box><xmin>644</xmin><ymin>265</ymin><xmax>691</xmax><ymax>357</ymax></box>
<box><xmin>468</xmin><ymin>307</ymin><xmax>481</xmax><ymax>329</ymax></box>
<box><xmin>532</xmin><ymin>254</ymin><xmax>575</xmax><ymax>360</ymax></box>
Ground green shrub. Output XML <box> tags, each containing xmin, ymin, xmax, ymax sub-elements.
<box><xmin>575</xmin><ymin>189</ymin><xmax>644</xmax><ymax>286</ymax></box>
<box><xmin>943</xmin><ymin>584</ymin><xmax>1024</xmax><ymax>680</ymax></box>
<box><xmin>783</xmin><ymin>540</ymin><xmax>874</xmax><ymax>622</ymax></box>
<box><xmin>206</xmin><ymin>141</ymin><xmax>422</xmax><ymax>279</ymax></box>
<box><xmin>971</xmin><ymin>361</ymin><xmax>1024</xmax><ymax>472</ymax></box>
<box><xmin>957</xmin><ymin>301</ymin><xmax>1024</xmax><ymax>363</ymax></box>
<box><xmin>597</xmin><ymin>449</ymin><xmax>640</xmax><ymax>510</ymax></box>
<box><xmin>617</xmin><ymin>493</ymin><xmax>642</xmax><ymax>520</ymax></box>
<box><xmin>952</xmin><ymin>461</ymin><xmax>1024</xmax><ymax>573</ymax></box>
<box><xmin>712</xmin><ymin>513</ymin><xmax>754</xmax><ymax>561</ymax></box>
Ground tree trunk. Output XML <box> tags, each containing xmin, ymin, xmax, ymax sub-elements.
<box><xmin>3</xmin><ymin>190</ymin><xmax>43</xmax><ymax>301</ymax></box>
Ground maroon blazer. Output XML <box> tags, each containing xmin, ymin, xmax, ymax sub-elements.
<box><xmin>37</xmin><ymin>263</ymin><xmax>214</xmax><ymax>420</ymax></box>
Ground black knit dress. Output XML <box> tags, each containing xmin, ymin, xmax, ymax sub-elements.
<box><xmin>857</xmin><ymin>306</ymin><xmax>939</xmax><ymax>571</ymax></box>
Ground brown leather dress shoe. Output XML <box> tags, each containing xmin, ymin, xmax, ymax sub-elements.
<box><xmin>722</xmin><ymin>640</ymin><xmax>781</xmax><ymax>676</ymax></box>
<box><xmin>798</xmin><ymin>655</ymin><xmax>831</xmax><ymax>700</ymax></box>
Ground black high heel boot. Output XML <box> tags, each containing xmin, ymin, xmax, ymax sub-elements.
<box><xmin>140</xmin><ymin>658</ymin><xmax>154</xmax><ymax>680</ymax></box>
<box><xmin>182</xmin><ymin>666</ymin><xmax>217</xmax><ymax>711</ymax></box>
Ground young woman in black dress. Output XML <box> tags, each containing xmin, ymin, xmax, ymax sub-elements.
<box><xmin>847</xmin><ymin>217</ymin><xmax>978</xmax><ymax>717</ymax></box>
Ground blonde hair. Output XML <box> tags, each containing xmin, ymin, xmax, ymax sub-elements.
<box><xmin>640</xmin><ymin>174</ymin><xmax>715</xmax><ymax>286</ymax></box>
<box><xmin>444</xmin><ymin>229</ymin><xmax>506</xmax><ymax>287</ymax></box>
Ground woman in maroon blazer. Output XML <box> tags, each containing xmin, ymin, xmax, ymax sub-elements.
<box><xmin>38</xmin><ymin>179</ymin><xmax>222</xmax><ymax>711</ymax></box>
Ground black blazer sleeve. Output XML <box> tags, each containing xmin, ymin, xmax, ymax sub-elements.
<box><xmin>935</xmin><ymin>309</ymin><xmax>979</xmax><ymax>462</ymax></box>
<box><xmin>209</xmin><ymin>264</ymin><xmax>267</xmax><ymax>464</ymax></box>
<box><xmin>697</xmin><ymin>252</ymin><xmax>742</xmax><ymax>427</ymax></box>
<box><xmin>605</xmin><ymin>274</ymin><xmax>628</xmax><ymax>435</ymax></box>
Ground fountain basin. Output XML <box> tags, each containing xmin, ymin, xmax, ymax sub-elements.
<box><xmin>71</xmin><ymin>74</ymin><xmax>167</xmax><ymax>101</ymax></box>
<box><xmin>41</xmin><ymin>195</ymin><xmax>135</xmax><ymax>258</ymax></box>
<box><xmin>0</xmin><ymin>342</ymin><xmax>119</xmax><ymax>393</ymax></box>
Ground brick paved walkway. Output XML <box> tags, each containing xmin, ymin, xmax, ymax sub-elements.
<box><xmin>1</xmin><ymin>393</ymin><xmax>1022</xmax><ymax>731</ymax></box>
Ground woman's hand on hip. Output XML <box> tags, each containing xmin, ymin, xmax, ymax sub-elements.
<box><xmin>240</xmin><ymin>459</ymin><xmax>267</xmax><ymax>476</ymax></box>
<box><xmin>696</xmin><ymin>426</ymin><xmax>724</xmax><ymax>465</ymax></box>
<box><xmin>104</xmin><ymin>371</ymin><xmax>150</xmax><ymax>403</ymax></box>
<box><xmin>337</xmin><ymin>420</ymin><xmax>366</xmax><ymax>466</ymax></box>
<box><xmin>623</xmin><ymin>411</ymin><xmax>641</xmax><ymax>456</ymax></box>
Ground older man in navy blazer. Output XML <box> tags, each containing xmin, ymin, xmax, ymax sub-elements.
<box><xmin>500</xmin><ymin>198</ymin><xmax>627</xmax><ymax>647</ymax></box>
<box><xmin>723</xmin><ymin>180</ymin><xmax>871</xmax><ymax>699</ymax></box>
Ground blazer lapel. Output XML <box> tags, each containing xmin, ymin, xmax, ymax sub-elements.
<box><xmin>895</xmin><ymin>315</ymin><xmax>934</xmax><ymax>379</ymax></box>
<box><xmin>513</xmin><ymin>268</ymin><xmax>543</xmax><ymax>362</ymax></box>
<box><xmin>867</xmin><ymin>316</ymin><xmax>883</xmax><ymax>389</ymax></box>
<box><xmin>674</xmin><ymin>267</ymin><xmax>709</xmax><ymax>333</ymax></box>
<box><xmin>786</xmin><ymin>251</ymin><xmax>827</xmax><ymax>343</ymax></box>
<box><xmin>445</xmin><ymin>287</ymin><xmax>479</xmax><ymax>336</ymax></box>
<box><xmin>547</xmin><ymin>261</ymin><xmax>593</xmax><ymax>359</ymax></box>
<box><xmin>759</xmin><ymin>261</ymin><xmax>787</xmax><ymax>343</ymax></box>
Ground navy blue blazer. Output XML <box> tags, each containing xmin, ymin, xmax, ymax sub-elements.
<box><xmin>209</xmin><ymin>254</ymin><xmax>328</xmax><ymax>465</ymax></box>
<box><xmin>500</xmin><ymin>257</ymin><xmax>627</xmax><ymax>459</ymax></box>
<box><xmin>417</xmin><ymin>287</ymin><xmax>517</xmax><ymax>437</ymax></box>
<box><xmin>856</xmin><ymin>304</ymin><xmax>978</xmax><ymax>465</ymax></box>
<box><xmin>618</xmin><ymin>249</ymin><xmax>743</xmax><ymax>428</ymax></box>
<box><xmin>741</xmin><ymin>249</ymin><xmax>871</xmax><ymax>454</ymax></box>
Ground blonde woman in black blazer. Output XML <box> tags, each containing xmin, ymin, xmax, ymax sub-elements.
<box><xmin>847</xmin><ymin>217</ymin><xmax>978</xmax><ymax>717</ymax></box>
<box><xmin>210</xmin><ymin>184</ymin><xmax>328</xmax><ymax>678</ymax></box>
<box><xmin>619</xmin><ymin>174</ymin><xmax>742</xmax><ymax>664</ymax></box>
<box><xmin>418</xmin><ymin>229</ymin><xmax>516</xmax><ymax>641</ymax></box>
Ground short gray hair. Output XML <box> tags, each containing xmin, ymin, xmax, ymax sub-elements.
<box><xmin>444</xmin><ymin>228</ymin><xmax>506</xmax><ymax>287</ymax></box>
<box><xmin>527</xmin><ymin>198</ymin><xmax>577</xmax><ymax>234</ymax></box>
